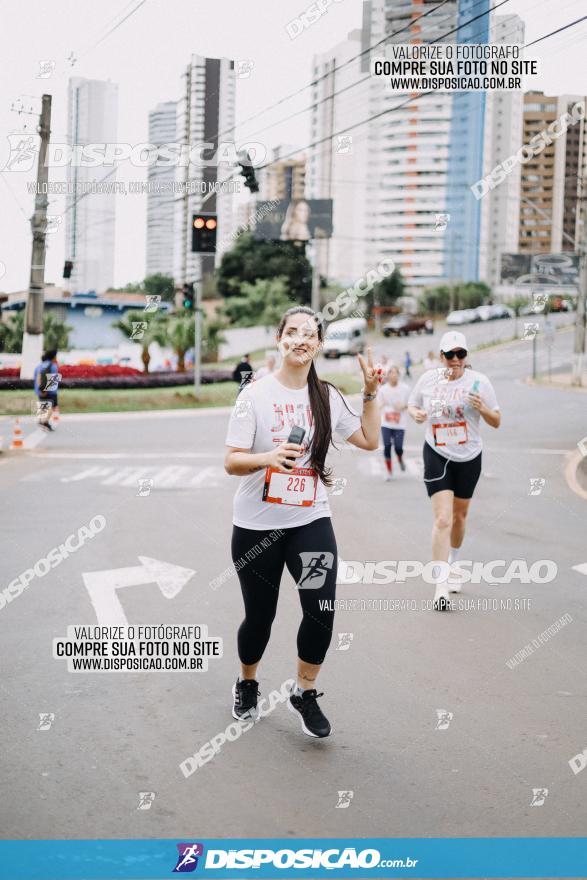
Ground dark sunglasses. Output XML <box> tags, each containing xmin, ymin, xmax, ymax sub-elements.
<box><xmin>442</xmin><ymin>349</ymin><xmax>467</xmax><ymax>360</ymax></box>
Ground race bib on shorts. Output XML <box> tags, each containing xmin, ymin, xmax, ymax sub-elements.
<box><xmin>262</xmin><ymin>466</ymin><xmax>318</xmax><ymax>507</ymax></box>
<box><xmin>432</xmin><ymin>421</ymin><xmax>468</xmax><ymax>446</ymax></box>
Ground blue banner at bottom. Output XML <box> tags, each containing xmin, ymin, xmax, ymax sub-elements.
<box><xmin>0</xmin><ymin>838</ymin><xmax>585</xmax><ymax>879</ymax></box>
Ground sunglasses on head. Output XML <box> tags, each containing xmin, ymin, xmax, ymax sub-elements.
<box><xmin>442</xmin><ymin>349</ymin><xmax>467</xmax><ymax>360</ymax></box>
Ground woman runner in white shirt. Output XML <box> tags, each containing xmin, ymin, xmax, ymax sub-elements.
<box><xmin>225</xmin><ymin>306</ymin><xmax>381</xmax><ymax>737</ymax></box>
<box><xmin>408</xmin><ymin>331</ymin><xmax>501</xmax><ymax>610</ymax></box>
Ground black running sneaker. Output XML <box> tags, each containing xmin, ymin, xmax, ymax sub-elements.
<box><xmin>288</xmin><ymin>689</ymin><xmax>331</xmax><ymax>738</ymax></box>
<box><xmin>232</xmin><ymin>678</ymin><xmax>259</xmax><ymax>720</ymax></box>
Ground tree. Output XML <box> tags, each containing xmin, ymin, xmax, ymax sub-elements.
<box><xmin>202</xmin><ymin>318</ymin><xmax>227</xmax><ymax>363</ymax></box>
<box><xmin>165</xmin><ymin>314</ymin><xmax>195</xmax><ymax>372</ymax></box>
<box><xmin>420</xmin><ymin>281</ymin><xmax>491</xmax><ymax>315</ymax></box>
<box><xmin>456</xmin><ymin>281</ymin><xmax>491</xmax><ymax>309</ymax></box>
<box><xmin>43</xmin><ymin>312</ymin><xmax>73</xmax><ymax>351</ymax></box>
<box><xmin>216</xmin><ymin>233</ymin><xmax>311</xmax><ymax>303</ymax></box>
<box><xmin>0</xmin><ymin>310</ymin><xmax>72</xmax><ymax>353</ymax></box>
<box><xmin>111</xmin><ymin>281</ymin><xmax>143</xmax><ymax>292</ymax></box>
<box><xmin>144</xmin><ymin>273</ymin><xmax>175</xmax><ymax>303</ymax></box>
<box><xmin>220</xmin><ymin>277</ymin><xmax>293</xmax><ymax>328</ymax></box>
<box><xmin>112</xmin><ymin>310</ymin><xmax>167</xmax><ymax>372</ymax></box>
<box><xmin>420</xmin><ymin>285</ymin><xmax>451</xmax><ymax>316</ymax></box>
<box><xmin>364</xmin><ymin>268</ymin><xmax>405</xmax><ymax>316</ymax></box>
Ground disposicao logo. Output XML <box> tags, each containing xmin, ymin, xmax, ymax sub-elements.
<box><xmin>173</xmin><ymin>843</ymin><xmax>204</xmax><ymax>872</ymax></box>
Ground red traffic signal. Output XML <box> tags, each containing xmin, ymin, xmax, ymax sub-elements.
<box><xmin>192</xmin><ymin>213</ymin><xmax>217</xmax><ymax>253</ymax></box>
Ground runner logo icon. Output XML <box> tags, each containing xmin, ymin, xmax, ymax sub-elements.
<box><xmin>173</xmin><ymin>843</ymin><xmax>204</xmax><ymax>872</ymax></box>
<box><xmin>297</xmin><ymin>552</ymin><xmax>334</xmax><ymax>589</ymax></box>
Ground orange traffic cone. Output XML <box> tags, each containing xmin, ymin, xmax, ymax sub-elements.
<box><xmin>10</xmin><ymin>418</ymin><xmax>24</xmax><ymax>450</ymax></box>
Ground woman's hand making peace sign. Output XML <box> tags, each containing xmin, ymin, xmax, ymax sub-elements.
<box><xmin>357</xmin><ymin>347</ymin><xmax>384</xmax><ymax>395</ymax></box>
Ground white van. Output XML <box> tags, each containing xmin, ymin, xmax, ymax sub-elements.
<box><xmin>322</xmin><ymin>317</ymin><xmax>367</xmax><ymax>358</ymax></box>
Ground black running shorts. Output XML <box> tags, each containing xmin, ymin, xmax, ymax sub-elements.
<box><xmin>422</xmin><ymin>442</ymin><xmax>482</xmax><ymax>499</ymax></box>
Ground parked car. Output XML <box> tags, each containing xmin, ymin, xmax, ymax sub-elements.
<box><xmin>382</xmin><ymin>314</ymin><xmax>433</xmax><ymax>337</ymax></box>
<box><xmin>473</xmin><ymin>304</ymin><xmax>511</xmax><ymax>321</ymax></box>
<box><xmin>322</xmin><ymin>317</ymin><xmax>367</xmax><ymax>358</ymax></box>
<box><xmin>487</xmin><ymin>304</ymin><xmax>514</xmax><ymax>320</ymax></box>
<box><xmin>475</xmin><ymin>305</ymin><xmax>494</xmax><ymax>322</ymax></box>
<box><xmin>446</xmin><ymin>308</ymin><xmax>479</xmax><ymax>325</ymax></box>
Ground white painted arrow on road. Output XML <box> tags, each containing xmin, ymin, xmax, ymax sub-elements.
<box><xmin>83</xmin><ymin>557</ymin><xmax>196</xmax><ymax>626</ymax></box>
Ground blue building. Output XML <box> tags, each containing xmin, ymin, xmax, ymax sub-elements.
<box><xmin>444</xmin><ymin>0</ymin><xmax>490</xmax><ymax>284</ymax></box>
<box><xmin>2</xmin><ymin>290</ymin><xmax>172</xmax><ymax>349</ymax></box>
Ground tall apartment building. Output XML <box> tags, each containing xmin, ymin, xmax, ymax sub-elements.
<box><xmin>306</xmin><ymin>29</ymin><xmax>374</xmax><ymax>285</ymax></box>
<box><xmin>260</xmin><ymin>147</ymin><xmax>306</xmax><ymax>201</ymax></box>
<box><xmin>518</xmin><ymin>91</ymin><xmax>586</xmax><ymax>254</ymax></box>
<box><xmin>445</xmin><ymin>0</ymin><xmax>490</xmax><ymax>284</ymax></box>
<box><xmin>174</xmin><ymin>55</ymin><xmax>236</xmax><ymax>285</ymax></box>
<box><xmin>478</xmin><ymin>15</ymin><xmax>525</xmax><ymax>286</ymax></box>
<box><xmin>146</xmin><ymin>101</ymin><xmax>177</xmax><ymax>278</ymax></box>
<box><xmin>65</xmin><ymin>77</ymin><xmax>118</xmax><ymax>294</ymax></box>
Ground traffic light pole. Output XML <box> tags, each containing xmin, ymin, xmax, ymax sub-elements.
<box><xmin>194</xmin><ymin>280</ymin><xmax>202</xmax><ymax>394</ymax></box>
<box><xmin>20</xmin><ymin>94</ymin><xmax>52</xmax><ymax>379</ymax></box>
<box><xmin>572</xmin><ymin>173</ymin><xmax>586</xmax><ymax>386</ymax></box>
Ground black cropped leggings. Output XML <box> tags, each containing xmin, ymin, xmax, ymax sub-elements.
<box><xmin>231</xmin><ymin>517</ymin><xmax>338</xmax><ymax>666</ymax></box>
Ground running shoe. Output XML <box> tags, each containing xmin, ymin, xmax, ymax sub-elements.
<box><xmin>40</xmin><ymin>422</ymin><xmax>54</xmax><ymax>432</ymax></box>
<box><xmin>232</xmin><ymin>678</ymin><xmax>259</xmax><ymax>720</ymax></box>
<box><xmin>433</xmin><ymin>583</ymin><xmax>451</xmax><ymax>612</ymax></box>
<box><xmin>398</xmin><ymin>459</ymin><xmax>406</xmax><ymax>472</ymax></box>
<box><xmin>288</xmin><ymin>688</ymin><xmax>331</xmax><ymax>738</ymax></box>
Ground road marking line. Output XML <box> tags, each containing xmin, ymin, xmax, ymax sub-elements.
<box><xmin>23</xmin><ymin>428</ymin><xmax>47</xmax><ymax>450</ymax></box>
<box><xmin>32</xmin><ymin>451</ymin><xmax>222</xmax><ymax>460</ymax></box>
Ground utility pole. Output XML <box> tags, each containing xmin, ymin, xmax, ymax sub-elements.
<box><xmin>20</xmin><ymin>94</ymin><xmax>51</xmax><ymax>379</ymax></box>
<box><xmin>572</xmin><ymin>172</ymin><xmax>586</xmax><ymax>386</ymax></box>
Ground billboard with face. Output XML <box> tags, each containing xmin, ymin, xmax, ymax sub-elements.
<box><xmin>254</xmin><ymin>199</ymin><xmax>333</xmax><ymax>241</ymax></box>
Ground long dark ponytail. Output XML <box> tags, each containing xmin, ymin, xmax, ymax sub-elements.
<box><xmin>276</xmin><ymin>306</ymin><xmax>353</xmax><ymax>488</ymax></box>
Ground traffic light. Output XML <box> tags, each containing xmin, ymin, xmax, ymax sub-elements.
<box><xmin>63</xmin><ymin>260</ymin><xmax>74</xmax><ymax>279</ymax></box>
<box><xmin>237</xmin><ymin>150</ymin><xmax>259</xmax><ymax>194</ymax></box>
<box><xmin>191</xmin><ymin>213</ymin><xmax>217</xmax><ymax>253</ymax></box>
<box><xmin>182</xmin><ymin>282</ymin><xmax>194</xmax><ymax>310</ymax></box>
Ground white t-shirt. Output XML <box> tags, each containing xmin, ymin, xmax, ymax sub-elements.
<box><xmin>408</xmin><ymin>368</ymin><xmax>499</xmax><ymax>462</ymax></box>
<box><xmin>225</xmin><ymin>373</ymin><xmax>362</xmax><ymax>529</ymax></box>
<box><xmin>377</xmin><ymin>382</ymin><xmax>410</xmax><ymax>430</ymax></box>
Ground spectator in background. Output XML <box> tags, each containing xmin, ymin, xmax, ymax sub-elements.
<box><xmin>233</xmin><ymin>354</ymin><xmax>253</xmax><ymax>390</ymax></box>
<box><xmin>423</xmin><ymin>350</ymin><xmax>439</xmax><ymax>371</ymax></box>
<box><xmin>404</xmin><ymin>350</ymin><xmax>412</xmax><ymax>379</ymax></box>
<box><xmin>255</xmin><ymin>351</ymin><xmax>278</xmax><ymax>380</ymax></box>
<box><xmin>33</xmin><ymin>349</ymin><xmax>60</xmax><ymax>431</ymax></box>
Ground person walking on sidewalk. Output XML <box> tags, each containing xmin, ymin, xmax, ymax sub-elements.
<box><xmin>33</xmin><ymin>349</ymin><xmax>60</xmax><ymax>431</ymax></box>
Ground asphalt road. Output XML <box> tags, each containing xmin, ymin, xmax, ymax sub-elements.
<box><xmin>1</xmin><ymin>321</ymin><xmax>585</xmax><ymax>842</ymax></box>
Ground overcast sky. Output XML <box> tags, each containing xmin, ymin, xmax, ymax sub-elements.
<box><xmin>0</xmin><ymin>0</ymin><xmax>585</xmax><ymax>293</ymax></box>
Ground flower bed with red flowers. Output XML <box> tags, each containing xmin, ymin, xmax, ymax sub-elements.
<box><xmin>0</xmin><ymin>364</ymin><xmax>142</xmax><ymax>379</ymax></box>
<box><xmin>0</xmin><ymin>363</ymin><xmax>233</xmax><ymax>389</ymax></box>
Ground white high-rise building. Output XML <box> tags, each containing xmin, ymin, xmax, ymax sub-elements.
<box><xmin>366</xmin><ymin>0</ymin><xmax>458</xmax><ymax>290</ymax></box>
<box><xmin>478</xmin><ymin>15</ymin><xmax>525</xmax><ymax>287</ymax></box>
<box><xmin>146</xmin><ymin>101</ymin><xmax>177</xmax><ymax>278</ymax></box>
<box><xmin>174</xmin><ymin>55</ymin><xmax>236</xmax><ymax>285</ymax></box>
<box><xmin>307</xmin><ymin>30</ymin><xmax>373</xmax><ymax>285</ymax></box>
<box><xmin>65</xmin><ymin>77</ymin><xmax>118</xmax><ymax>294</ymax></box>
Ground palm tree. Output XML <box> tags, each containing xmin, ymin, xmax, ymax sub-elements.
<box><xmin>165</xmin><ymin>314</ymin><xmax>195</xmax><ymax>372</ymax></box>
<box><xmin>0</xmin><ymin>311</ymin><xmax>72</xmax><ymax>354</ymax></box>
<box><xmin>112</xmin><ymin>310</ymin><xmax>167</xmax><ymax>372</ymax></box>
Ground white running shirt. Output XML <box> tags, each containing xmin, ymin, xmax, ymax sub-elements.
<box><xmin>408</xmin><ymin>368</ymin><xmax>499</xmax><ymax>462</ymax></box>
<box><xmin>377</xmin><ymin>382</ymin><xmax>410</xmax><ymax>430</ymax></box>
<box><xmin>225</xmin><ymin>373</ymin><xmax>362</xmax><ymax>529</ymax></box>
